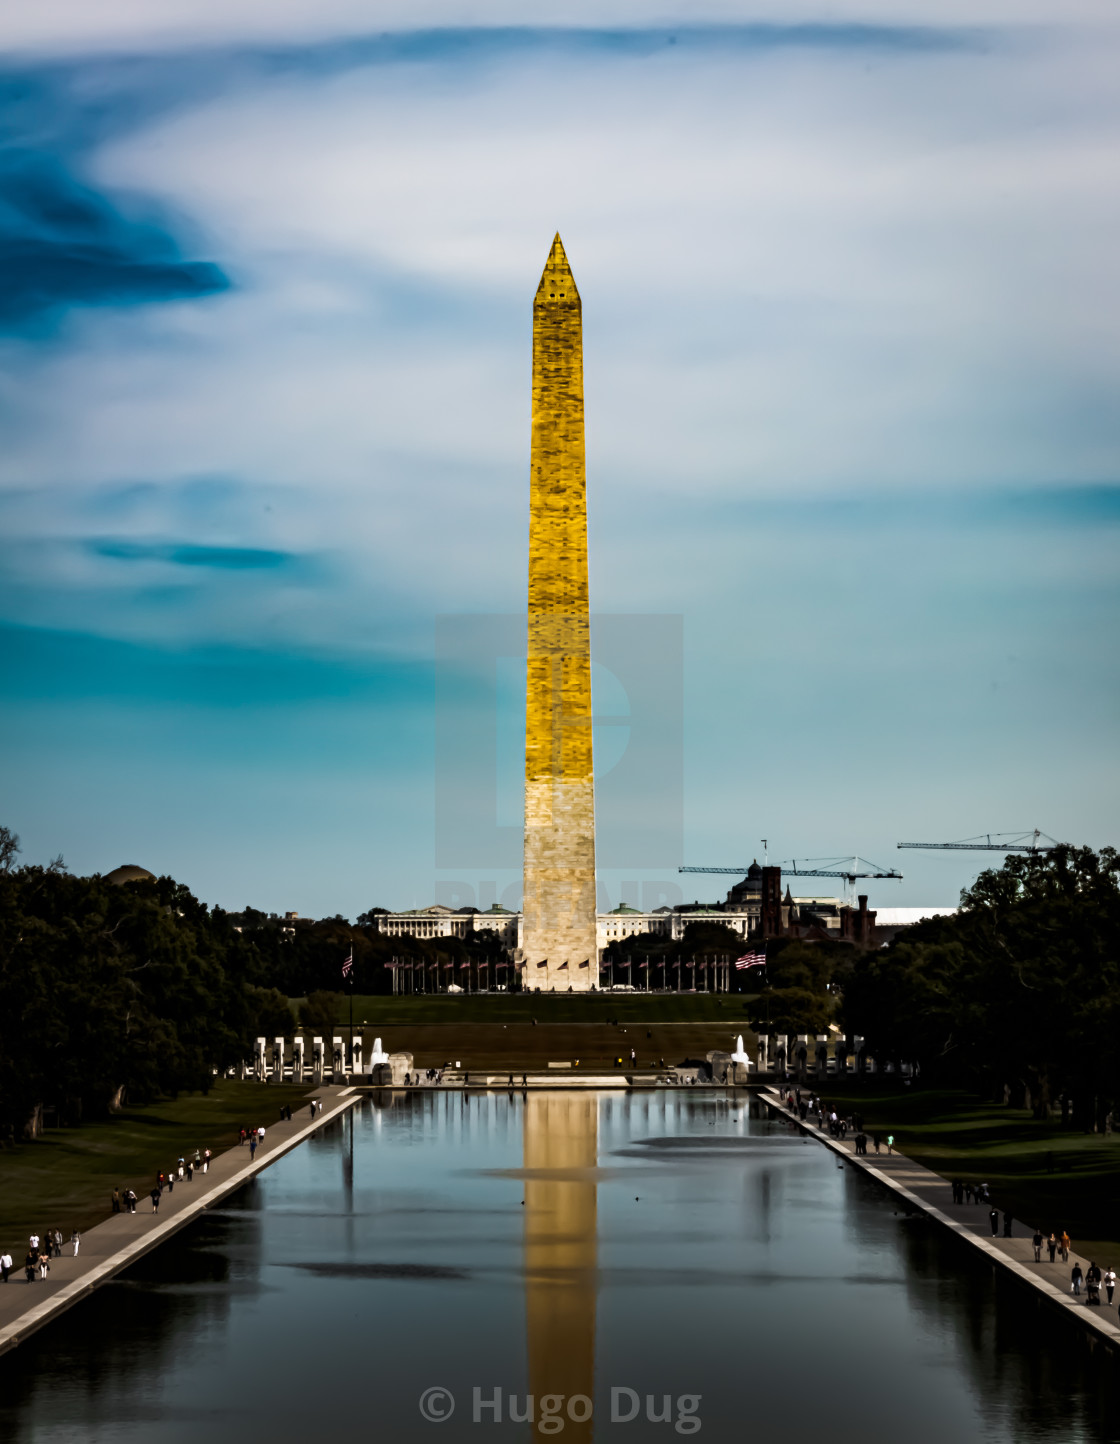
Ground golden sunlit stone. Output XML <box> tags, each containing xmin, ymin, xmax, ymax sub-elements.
<box><xmin>523</xmin><ymin>1093</ymin><xmax>597</xmax><ymax>1439</ymax></box>
<box><xmin>522</xmin><ymin>235</ymin><xmax>598</xmax><ymax>991</ymax></box>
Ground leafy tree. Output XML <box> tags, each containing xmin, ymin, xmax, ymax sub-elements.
<box><xmin>0</xmin><ymin>850</ymin><xmax>282</xmax><ymax>1134</ymax></box>
<box><xmin>841</xmin><ymin>845</ymin><xmax>1120</xmax><ymax>1126</ymax></box>
<box><xmin>299</xmin><ymin>991</ymin><xmax>344</xmax><ymax>1034</ymax></box>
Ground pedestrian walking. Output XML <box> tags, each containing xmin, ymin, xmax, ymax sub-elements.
<box><xmin>989</xmin><ymin>1208</ymin><xmax>1000</xmax><ymax>1237</ymax></box>
<box><xmin>1071</xmin><ymin>1264</ymin><xmax>1083</xmax><ymax>1296</ymax></box>
<box><xmin>24</xmin><ymin>1251</ymin><xmax>36</xmax><ymax>1283</ymax></box>
<box><xmin>1104</xmin><ymin>1267</ymin><xmax>1116</xmax><ymax>1305</ymax></box>
<box><xmin>1047</xmin><ymin>1233</ymin><xmax>1057</xmax><ymax>1262</ymax></box>
<box><xmin>239</xmin><ymin>1127</ymin><xmax>247</xmax><ymax>1146</ymax></box>
<box><xmin>111</xmin><ymin>1188</ymin><xmax>121</xmax><ymax>1214</ymax></box>
<box><xmin>127</xmin><ymin>1189</ymin><xmax>137</xmax><ymax>1214</ymax></box>
<box><xmin>249</xmin><ymin>1133</ymin><xmax>257</xmax><ymax>1159</ymax></box>
<box><xmin>1060</xmin><ymin>1230</ymin><xmax>1070</xmax><ymax>1263</ymax></box>
<box><xmin>177</xmin><ymin>1157</ymin><xmax>185</xmax><ymax>1180</ymax></box>
<box><xmin>0</xmin><ymin>1251</ymin><xmax>12</xmax><ymax>1283</ymax></box>
<box><xmin>38</xmin><ymin>1250</ymin><xmax>49</xmax><ymax>1279</ymax></box>
<box><xmin>203</xmin><ymin>1149</ymin><xmax>211</xmax><ymax>1173</ymax></box>
<box><xmin>1032</xmin><ymin>1229</ymin><xmax>1043</xmax><ymax>1262</ymax></box>
<box><xmin>1086</xmin><ymin>1262</ymin><xmax>1102</xmax><ymax>1306</ymax></box>
<box><xmin>886</xmin><ymin>1134</ymin><xmax>894</xmax><ymax>1155</ymax></box>
<box><xmin>50</xmin><ymin>1228</ymin><xmax>62</xmax><ymax>1258</ymax></box>
<box><xmin>964</xmin><ymin>1183</ymin><xmax>973</xmax><ymax>1204</ymax></box>
<box><xmin>151</xmin><ymin>1188</ymin><xmax>161</xmax><ymax>1214</ymax></box>
<box><xmin>70</xmin><ymin>1229</ymin><xmax>81</xmax><ymax>1256</ymax></box>
<box><xmin>166</xmin><ymin>1172</ymin><xmax>174</xmax><ymax>1194</ymax></box>
<box><xmin>186</xmin><ymin>1160</ymin><xmax>193</xmax><ymax>1181</ymax></box>
<box><xmin>29</xmin><ymin>1232</ymin><xmax>39</xmax><ymax>1253</ymax></box>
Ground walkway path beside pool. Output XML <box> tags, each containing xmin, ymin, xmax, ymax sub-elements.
<box><xmin>762</xmin><ymin>1087</ymin><xmax>1120</xmax><ymax>1350</ymax></box>
<box><xmin>0</xmin><ymin>1085</ymin><xmax>359</xmax><ymax>1357</ymax></box>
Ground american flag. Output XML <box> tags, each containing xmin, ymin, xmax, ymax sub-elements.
<box><xmin>735</xmin><ymin>952</ymin><xmax>766</xmax><ymax>970</ymax></box>
<box><xmin>341</xmin><ymin>950</ymin><xmax>353</xmax><ymax>979</ymax></box>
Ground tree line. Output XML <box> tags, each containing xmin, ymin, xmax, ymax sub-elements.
<box><xmin>840</xmin><ymin>845</ymin><xmax>1120</xmax><ymax>1129</ymax></box>
<box><xmin>0</xmin><ymin>828</ymin><xmax>504</xmax><ymax>1135</ymax></box>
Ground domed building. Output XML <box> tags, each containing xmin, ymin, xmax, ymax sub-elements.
<box><xmin>103</xmin><ymin>864</ymin><xmax>156</xmax><ymax>886</ymax></box>
<box><xmin>723</xmin><ymin>860</ymin><xmax>763</xmax><ymax>911</ymax></box>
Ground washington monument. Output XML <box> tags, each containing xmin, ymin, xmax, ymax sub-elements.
<box><xmin>521</xmin><ymin>235</ymin><xmax>598</xmax><ymax>991</ymax></box>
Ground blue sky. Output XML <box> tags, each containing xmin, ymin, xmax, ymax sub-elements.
<box><xmin>1</xmin><ymin>1</ymin><xmax>1117</xmax><ymax>917</ymax></box>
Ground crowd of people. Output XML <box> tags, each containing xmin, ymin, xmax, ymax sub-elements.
<box><xmin>781</xmin><ymin>1089</ymin><xmax>893</xmax><ymax>1158</ymax></box>
<box><xmin>2</xmin><ymin>1103</ymin><xmax>323</xmax><ymax>1301</ymax></box>
<box><xmin>0</xmin><ymin>1228</ymin><xmax>81</xmax><ymax>1285</ymax></box>
<box><xmin>777</xmin><ymin>1086</ymin><xmax>1117</xmax><ymax>1312</ymax></box>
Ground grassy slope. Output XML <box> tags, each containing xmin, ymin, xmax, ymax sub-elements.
<box><xmin>300</xmin><ymin>993</ymin><xmax>757</xmax><ymax>1025</ymax></box>
<box><xmin>813</xmin><ymin>1082</ymin><xmax>1120</xmax><ymax>1267</ymax></box>
<box><xmin>342</xmin><ymin>1021</ymin><xmax>754</xmax><ymax>1071</ymax></box>
<box><xmin>295</xmin><ymin>994</ymin><xmax>758</xmax><ymax>1073</ymax></box>
<box><xmin>0</xmin><ymin>1080</ymin><xmax>312</xmax><ymax>1259</ymax></box>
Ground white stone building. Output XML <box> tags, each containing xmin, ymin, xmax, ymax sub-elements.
<box><xmin>374</xmin><ymin>903</ymin><xmax>520</xmax><ymax>948</ymax></box>
<box><xmin>373</xmin><ymin>895</ymin><xmax>844</xmax><ymax>955</ymax></box>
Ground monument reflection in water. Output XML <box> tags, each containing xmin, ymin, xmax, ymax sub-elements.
<box><xmin>0</xmin><ymin>1090</ymin><xmax>1117</xmax><ymax>1444</ymax></box>
<box><xmin>523</xmin><ymin>1095</ymin><xmax>597</xmax><ymax>1438</ymax></box>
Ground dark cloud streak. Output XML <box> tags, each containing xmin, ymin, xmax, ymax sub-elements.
<box><xmin>90</xmin><ymin>539</ymin><xmax>294</xmax><ymax>570</ymax></box>
<box><xmin>0</xmin><ymin>151</ymin><xmax>228</xmax><ymax>334</ymax></box>
<box><xmin>0</xmin><ymin>22</ymin><xmax>997</xmax><ymax>154</ymax></box>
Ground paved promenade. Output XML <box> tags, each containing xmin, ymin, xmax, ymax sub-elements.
<box><xmin>0</xmin><ymin>1085</ymin><xmax>358</xmax><ymax>1357</ymax></box>
<box><xmin>762</xmin><ymin>1087</ymin><xmax>1120</xmax><ymax>1349</ymax></box>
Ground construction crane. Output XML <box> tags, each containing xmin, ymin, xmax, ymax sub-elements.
<box><xmin>680</xmin><ymin>855</ymin><xmax>902</xmax><ymax>907</ymax></box>
<box><xmin>897</xmin><ymin>830</ymin><xmax>1057</xmax><ymax>854</ymax></box>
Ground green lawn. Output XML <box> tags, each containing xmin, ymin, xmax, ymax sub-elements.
<box><xmin>325</xmin><ymin>1020</ymin><xmax>753</xmax><ymax>1074</ymax></box>
<box><xmin>0</xmin><ymin>1079</ymin><xmax>312</xmax><ymax>1258</ymax></box>
<box><xmin>812</xmin><ymin>1082</ymin><xmax>1120</xmax><ymax>1266</ymax></box>
<box><xmin>300</xmin><ymin>992</ymin><xmax>757</xmax><ymax>1026</ymax></box>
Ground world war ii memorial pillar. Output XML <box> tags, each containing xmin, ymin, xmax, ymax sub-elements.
<box><xmin>522</xmin><ymin>235</ymin><xmax>598</xmax><ymax>992</ymax></box>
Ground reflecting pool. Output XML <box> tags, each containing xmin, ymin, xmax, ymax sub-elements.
<box><xmin>0</xmin><ymin>1092</ymin><xmax>1115</xmax><ymax>1443</ymax></box>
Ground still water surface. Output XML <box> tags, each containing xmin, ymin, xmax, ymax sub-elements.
<box><xmin>0</xmin><ymin>1093</ymin><xmax>1114</xmax><ymax>1443</ymax></box>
